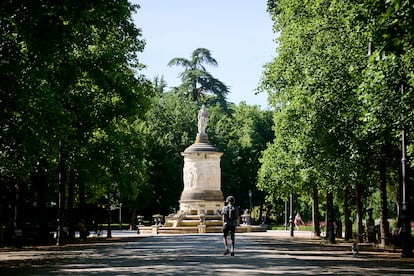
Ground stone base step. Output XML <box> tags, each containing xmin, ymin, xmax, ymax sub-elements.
<box><xmin>137</xmin><ymin>225</ymin><xmax>267</xmax><ymax>235</ymax></box>
<box><xmin>178</xmin><ymin>220</ymin><xmax>222</xmax><ymax>227</ymax></box>
<box><xmin>184</xmin><ymin>214</ymin><xmax>222</xmax><ymax>220</ymax></box>
<box><xmin>158</xmin><ymin>227</ymin><xmax>198</xmax><ymax>234</ymax></box>
<box><xmin>164</xmin><ymin>214</ymin><xmax>222</xmax><ymax>227</ymax></box>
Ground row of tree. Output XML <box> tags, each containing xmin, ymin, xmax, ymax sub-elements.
<box><xmin>258</xmin><ymin>0</ymin><xmax>413</xmax><ymax>247</ymax></box>
<box><xmin>2</xmin><ymin>0</ymin><xmax>412</xmax><ymax>251</ymax></box>
<box><xmin>1</xmin><ymin>0</ymin><xmax>155</xmax><ymax>243</ymax></box>
<box><xmin>1</xmin><ymin>1</ymin><xmax>273</xmax><ymax>245</ymax></box>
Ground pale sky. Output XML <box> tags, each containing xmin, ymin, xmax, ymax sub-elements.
<box><xmin>132</xmin><ymin>0</ymin><xmax>276</xmax><ymax>108</ymax></box>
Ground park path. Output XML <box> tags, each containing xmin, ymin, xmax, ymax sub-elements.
<box><xmin>1</xmin><ymin>231</ymin><xmax>414</xmax><ymax>275</ymax></box>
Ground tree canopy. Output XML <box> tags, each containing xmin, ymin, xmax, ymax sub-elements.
<box><xmin>259</xmin><ymin>0</ymin><xmax>414</xmax><ymax>243</ymax></box>
<box><xmin>1</xmin><ymin>0</ymin><xmax>153</xmax><ymax>241</ymax></box>
<box><xmin>168</xmin><ymin>48</ymin><xmax>230</xmax><ymax>109</ymax></box>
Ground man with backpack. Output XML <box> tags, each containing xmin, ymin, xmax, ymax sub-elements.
<box><xmin>222</xmin><ymin>195</ymin><xmax>239</xmax><ymax>256</ymax></box>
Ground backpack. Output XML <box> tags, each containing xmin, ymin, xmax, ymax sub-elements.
<box><xmin>224</xmin><ymin>205</ymin><xmax>239</xmax><ymax>226</ymax></box>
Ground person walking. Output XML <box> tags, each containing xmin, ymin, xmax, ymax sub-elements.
<box><xmin>294</xmin><ymin>212</ymin><xmax>304</xmax><ymax>231</ymax></box>
<box><xmin>222</xmin><ymin>196</ymin><xmax>239</xmax><ymax>256</ymax></box>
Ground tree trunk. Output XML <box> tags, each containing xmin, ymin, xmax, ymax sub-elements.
<box><xmin>12</xmin><ymin>183</ymin><xmax>20</xmax><ymax>245</ymax></box>
<box><xmin>379</xmin><ymin>158</ymin><xmax>389</xmax><ymax>247</ymax></box>
<box><xmin>34</xmin><ymin>163</ymin><xmax>49</xmax><ymax>243</ymax></box>
<box><xmin>79</xmin><ymin>178</ymin><xmax>86</xmax><ymax>223</ymax></box>
<box><xmin>344</xmin><ymin>183</ymin><xmax>352</xmax><ymax>241</ymax></box>
<box><xmin>107</xmin><ymin>193</ymin><xmax>112</xmax><ymax>238</ymax></box>
<box><xmin>312</xmin><ymin>185</ymin><xmax>320</xmax><ymax>237</ymax></box>
<box><xmin>327</xmin><ymin>191</ymin><xmax>335</xmax><ymax>243</ymax></box>
<box><xmin>66</xmin><ymin>171</ymin><xmax>75</xmax><ymax>239</ymax></box>
<box><xmin>259</xmin><ymin>204</ymin><xmax>264</xmax><ymax>224</ymax></box>
<box><xmin>0</xmin><ymin>195</ymin><xmax>3</xmax><ymax>244</ymax></box>
<box><xmin>355</xmin><ymin>182</ymin><xmax>364</xmax><ymax>243</ymax></box>
<box><xmin>192</xmin><ymin>80</ymin><xmax>198</xmax><ymax>101</ymax></box>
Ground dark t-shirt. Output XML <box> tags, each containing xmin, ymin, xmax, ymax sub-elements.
<box><xmin>222</xmin><ymin>205</ymin><xmax>239</xmax><ymax>227</ymax></box>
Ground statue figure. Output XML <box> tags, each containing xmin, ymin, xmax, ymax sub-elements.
<box><xmin>198</xmin><ymin>104</ymin><xmax>208</xmax><ymax>134</ymax></box>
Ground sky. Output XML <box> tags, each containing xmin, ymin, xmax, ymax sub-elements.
<box><xmin>131</xmin><ymin>0</ymin><xmax>276</xmax><ymax>108</ymax></box>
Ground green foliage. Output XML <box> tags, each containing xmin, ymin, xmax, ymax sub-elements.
<box><xmin>208</xmin><ymin>103</ymin><xmax>274</xmax><ymax>210</ymax></box>
<box><xmin>139</xmin><ymin>92</ymin><xmax>198</xmax><ymax>214</ymax></box>
<box><xmin>139</xmin><ymin>92</ymin><xmax>274</xmax><ymax>215</ymax></box>
<box><xmin>5</xmin><ymin>0</ymin><xmax>413</xmax><ymax>241</ymax></box>
<box><xmin>259</xmin><ymin>0</ymin><xmax>368</xmax><ymax>204</ymax></box>
<box><xmin>168</xmin><ymin>48</ymin><xmax>229</xmax><ymax>110</ymax></box>
<box><xmin>1</xmin><ymin>0</ymin><xmax>153</xmax><ymax>231</ymax></box>
<box><xmin>260</xmin><ymin>0</ymin><xmax>414</xmax><ymax>234</ymax></box>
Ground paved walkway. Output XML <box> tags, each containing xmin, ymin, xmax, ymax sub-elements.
<box><xmin>1</xmin><ymin>230</ymin><xmax>414</xmax><ymax>275</ymax></box>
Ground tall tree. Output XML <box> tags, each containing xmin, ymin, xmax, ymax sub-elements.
<box><xmin>208</xmin><ymin>103</ymin><xmax>273</xmax><ymax>215</ymax></box>
<box><xmin>168</xmin><ymin>48</ymin><xmax>229</xmax><ymax>109</ymax></box>
<box><xmin>357</xmin><ymin>0</ymin><xmax>414</xmax><ymax>251</ymax></box>
<box><xmin>260</xmin><ymin>0</ymin><xmax>369</xmax><ymax>240</ymax></box>
<box><xmin>1</xmin><ymin>0</ymin><xmax>152</xmax><ymax>243</ymax></box>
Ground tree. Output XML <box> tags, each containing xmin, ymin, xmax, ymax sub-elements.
<box><xmin>356</xmin><ymin>0</ymin><xmax>414</xmax><ymax>251</ymax></box>
<box><xmin>261</xmin><ymin>0</ymin><xmax>414</xmax><ymax>248</ymax></box>
<box><xmin>260</xmin><ymin>0</ymin><xmax>371</xmax><ymax>241</ymax></box>
<box><xmin>208</xmin><ymin>103</ymin><xmax>273</xmax><ymax>216</ymax></box>
<box><xmin>168</xmin><ymin>48</ymin><xmax>229</xmax><ymax>109</ymax></box>
<box><xmin>139</xmin><ymin>92</ymin><xmax>198</xmax><ymax>216</ymax></box>
<box><xmin>1</xmin><ymin>0</ymin><xmax>152</xmax><ymax>243</ymax></box>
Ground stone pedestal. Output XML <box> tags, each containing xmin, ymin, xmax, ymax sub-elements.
<box><xmin>163</xmin><ymin>105</ymin><xmax>227</xmax><ymax>230</ymax></box>
<box><xmin>179</xmin><ymin>134</ymin><xmax>224</xmax><ymax>215</ymax></box>
<box><xmin>241</xmin><ymin>214</ymin><xmax>251</xmax><ymax>225</ymax></box>
<box><xmin>198</xmin><ymin>225</ymin><xmax>207</xmax><ymax>233</ymax></box>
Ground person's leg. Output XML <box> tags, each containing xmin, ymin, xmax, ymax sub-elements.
<box><xmin>223</xmin><ymin>230</ymin><xmax>230</xmax><ymax>255</ymax></box>
<box><xmin>223</xmin><ymin>235</ymin><xmax>228</xmax><ymax>249</ymax></box>
<box><xmin>230</xmin><ymin>226</ymin><xmax>235</xmax><ymax>256</ymax></box>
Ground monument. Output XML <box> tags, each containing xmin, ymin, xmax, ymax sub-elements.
<box><xmin>138</xmin><ymin>105</ymin><xmax>266</xmax><ymax>234</ymax></box>
<box><xmin>178</xmin><ymin>105</ymin><xmax>224</xmax><ymax>215</ymax></box>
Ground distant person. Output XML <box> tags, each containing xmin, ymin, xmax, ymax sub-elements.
<box><xmin>294</xmin><ymin>213</ymin><xmax>304</xmax><ymax>230</ymax></box>
<box><xmin>221</xmin><ymin>196</ymin><xmax>239</xmax><ymax>256</ymax></box>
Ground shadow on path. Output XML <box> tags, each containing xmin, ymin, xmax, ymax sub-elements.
<box><xmin>1</xmin><ymin>234</ymin><xmax>414</xmax><ymax>275</ymax></box>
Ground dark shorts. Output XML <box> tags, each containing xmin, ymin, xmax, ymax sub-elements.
<box><xmin>223</xmin><ymin>223</ymin><xmax>236</xmax><ymax>239</ymax></box>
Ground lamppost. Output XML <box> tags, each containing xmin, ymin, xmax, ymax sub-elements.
<box><xmin>119</xmin><ymin>203</ymin><xmax>122</xmax><ymax>230</ymax></box>
<box><xmin>248</xmin><ymin>190</ymin><xmax>252</xmax><ymax>225</ymax></box>
<box><xmin>400</xmin><ymin>86</ymin><xmax>412</xmax><ymax>257</ymax></box>
<box><xmin>248</xmin><ymin>190</ymin><xmax>252</xmax><ymax>213</ymax></box>
<box><xmin>368</xmin><ymin>186</ymin><xmax>373</xmax><ymax>207</ymax></box>
<box><xmin>56</xmin><ymin>141</ymin><xmax>64</xmax><ymax>246</ymax></box>
<box><xmin>289</xmin><ymin>193</ymin><xmax>294</xmax><ymax>237</ymax></box>
<box><xmin>284</xmin><ymin>200</ymin><xmax>288</xmax><ymax>231</ymax></box>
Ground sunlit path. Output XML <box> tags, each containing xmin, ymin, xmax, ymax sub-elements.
<box><xmin>1</xmin><ymin>233</ymin><xmax>414</xmax><ymax>275</ymax></box>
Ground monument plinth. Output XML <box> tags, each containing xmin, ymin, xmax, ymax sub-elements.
<box><xmin>179</xmin><ymin>105</ymin><xmax>224</xmax><ymax>215</ymax></box>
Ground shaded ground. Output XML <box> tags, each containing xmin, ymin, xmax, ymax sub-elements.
<box><xmin>1</xmin><ymin>232</ymin><xmax>413</xmax><ymax>275</ymax></box>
